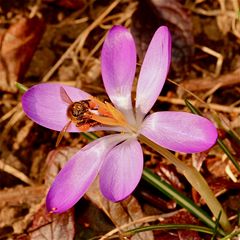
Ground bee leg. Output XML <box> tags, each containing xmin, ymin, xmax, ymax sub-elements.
<box><xmin>77</xmin><ymin>121</ymin><xmax>100</xmax><ymax>132</ymax></box>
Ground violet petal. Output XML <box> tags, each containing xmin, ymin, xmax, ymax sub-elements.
<box><xmin>135</xmin><ymin>26</ymin><xmax>171</xmax><ymax>122</ymax></box>
<box><xmin>21</xmin><ymin>83</ymin><xmax>121</xmax><ymax>132</ymax></box>
<box><xmin>99</xmin><ymin>138</ymin><xmax>143</xmax><ymax>202</ymax></box>
<box><xmin>101</xmin><ymin>26</ymin><xmax>136</xmax><ymax>121</ymax></box>
<box><xmin>140</xmin><ymin>112</ymin><xmax>218</xmax><ymax>153</ymax></box>
<box><xmin>46</xmin><ymin>134</ymin><xmax>128</xmax><ymax>213</ymax></box>
<box><xmin>22</xmin><ymin>83</ymin><xmax>90</xmax><ymax>131</ymax></box>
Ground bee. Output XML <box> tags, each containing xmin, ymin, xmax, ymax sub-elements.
<box><xmin>56</xmin><ymin>87</ymin><xmax>99</xmax><ymax>146</ymax></box>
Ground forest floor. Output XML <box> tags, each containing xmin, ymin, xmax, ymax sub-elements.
<box><xmin>0</xmin><ymin>0</ymin><xmax>240</xmax><ymax>239</ymax></box>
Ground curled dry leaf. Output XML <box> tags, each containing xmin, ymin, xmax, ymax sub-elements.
<box><xmin>85</xmin><ymin>178</ymin><xmax>154</xmax><ymax>240</ymax></box>
<box><xmin>192</xmin><ymin>176</ymin><xmax>240</xmax><ymax>206</ymax></box>
<box><xmin>178</xmin><ymin>230</ymin><xmax>201</xmax><ymax>240</ymax></box>
<box><xmin>161</xmin><ymin>209</ymin><xmax>199</xmax><ymax>225</ymax></box>
<box><xmin>28</xmin><ymin>203</ymin><xmax>75</xmax><ymax>240</ymax></box>
<box><xmin>131</xmin><ymin>0</ymin><xmax>194</xmax><ymax>77</ymax></box>
<box><xmin>0</xmin><ymin>16</ymin><xmax>45</xmax><ymax>92</ymax></box>
<box><xmin>155</xmin><ymin>162</ymin><xmax>185</xmax><ymax>192</ymax></box>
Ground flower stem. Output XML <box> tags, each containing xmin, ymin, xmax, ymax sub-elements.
<box><xmin>138</xmin><ymin>134</ymin><xmax>232</xmax><ymax>233</ymax></box>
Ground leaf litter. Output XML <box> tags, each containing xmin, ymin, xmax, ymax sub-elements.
<box><xmin>0</xmin><ymin>0</ymin><xmax>240</xmax><ymax>239</ymax></box>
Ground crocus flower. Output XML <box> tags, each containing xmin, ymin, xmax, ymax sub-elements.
<box><xmin>21</xmin><ymin>26</ymin><xmax>217</xmax><ymax>213</ymax></box>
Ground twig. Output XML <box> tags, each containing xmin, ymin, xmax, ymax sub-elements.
<box><xmin>99</xmin><ymin>215</ymin><xmax>164</xmax><ymax>240</ymax></box>
<box><xmin>158</xmin><ymin>96</ymin><xmax>240</xmax><ymax>113</ymax></box>
<box><xmin>0</xmin><ymin>159</ymin><xmax>34</xmax><ymax>185</ymax></box>
<box><xmin>180</xmin><ymin>69</ymin><xmax>240</xmax><ymax>91</ymax></box>
<box><xmin>0</xmin><ymin>185</ymin><xmax>46</xmax><ymax>207</ymax></box>
<box><xmin>195</xmin><ymin>45</ymin><xmax>223</xmax><ymax>77</ymax></box>
<box><xmin>41</xmin><ymin>0</ymin><xmax>121</xmax><ymax>82</ymax></box>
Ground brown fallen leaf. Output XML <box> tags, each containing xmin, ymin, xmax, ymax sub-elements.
<box><xmin>155</xmin><ymin>162</ymin><xmax>185</xmax><ymax>192</ymax></box>
<box><xmin>85</xmin><ymin>178</ymin><xmax>154</xmax><ymax>240</ymax></box>
<box><xmin>28</xmin><ymin>203</ymin><xmax>75</xmax><ymax>240</ymax></box>
<box><xmin>192</xmin><ymin>176</ymin><xmax>240</xmax><ymax>206</ymax></box>
<box><xmin>178</xmin><ymin>230</ymin><xmax>201</xmax><ymax>240</ymax></box>
<box><xmin>0</xmin><ymin>16</ymin><xmax>45</xmax><ymax>92</ymax></box>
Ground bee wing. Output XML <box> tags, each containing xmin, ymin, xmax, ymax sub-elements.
<box><xmin>60</xmin><ymin>86</ymin><xmax>73</xmax><ymax>104</ymax></box>
<box><xmin>56</xmin><ymin>121</ymin><xmax>72</xmax><ymax>147</ymax></box>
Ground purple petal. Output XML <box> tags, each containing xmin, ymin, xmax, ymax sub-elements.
<box><xmin>46</xmin><ymin>134</ymin><xmax>128</xmax><ymax>213</ymax></box>
<box><xmin>22</xmin><ymin>83</ymin><xmax>90</xmax><ymax>132</ymax></box>
<box><xmin>21</xmin><ymin>83</ymin><xmax>122</xmax><ymax>133</ymax></box>
<box><xmin>101</xmin><ymin>26</ymin><xmax>136</xmax><ymax>118</ymax></box>
<box><xmin>140</xmin><ymin>112</ymin><xmax>218</xmax><ymax>153</ymax></box>
<box><xmin>135</xmin><ymin>26</ymin><xmax>171</xmax><ymax>122</ymax></box>
<box><xmin>99</xmin><ymin>138</ymin><xmax>143</xmax><ymax>202</ymax></box>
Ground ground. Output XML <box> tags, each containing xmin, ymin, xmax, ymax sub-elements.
<box><xmin>0</xmin><ymin>0</ymin><xmax>240</xmax><ymax>239</ymax></box>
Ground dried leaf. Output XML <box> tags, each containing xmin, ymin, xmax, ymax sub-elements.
<box><xmin>28</xmin><ymin>203</ymin><xmax>75</xmax><ymax>240</ymax></box>
<box><xmin>208</xmin><ymin>177</ymin><xmax>240</xmax><ymax>196</ymax></box>
<box><xmin>0</xmin><ymin>16</ymin><xmax>45</xmax><ymax>92</ymax></box>
<box><xmin>226</xmin><ymin>194</ymin><xmax>240</xmax><ymax>211</ymax></box>
<box><xmin>161</xmin><ymin>210</ymin><xmax>199</xmax><ymax>225</ymax></box>
<box><xmin>193</xmin><ymin>176</ymin><xmax>240</xmax><ymax>205</ymax></box>
<box><xmin>85</xmin><ymin>178</ymin><xmax>154</xmax><ymax>240</ymax></box>
<box><xmin>155</xmin><ymin>232</ymin><xmax>179</xmax><ymax>240</ymax></box>
<box><xmin>178</xmin><ymin>230</ymin><xmax>201</xmax><ymax>240</ymax></box>
<box><xmin>155</xmin><ymin>162</ymin><xmax>185</xmax><ymax>192</ymax></box>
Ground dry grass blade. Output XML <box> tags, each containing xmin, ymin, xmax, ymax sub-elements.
<box><xmin>0</xmin><ymin>159</ymin><xmax>34</xmax><ymax>185</ymax></box>
<box><xmin>0</xmin><ymin>185</ymin><xmax>46</xmax><ymax>208</ymax></box>
<box><xmin>158</xmin><ymin>96</ymin><xmax>240</xmax><ymax>113</ymax></box>
<box><xmin>195</xmin><ymin>45</ymin><xmax>223</xmax><ymax>77</ymax></box>
<box><xmin>41</xmin><ymin>0</ymin><xmax>121</xmax><ymax>83</ymax></box>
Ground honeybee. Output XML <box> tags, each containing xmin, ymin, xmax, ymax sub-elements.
<box><xmin>56</xmin><ymin>87</ymin><xmax>99</xmax><ymax>146</ymax></box>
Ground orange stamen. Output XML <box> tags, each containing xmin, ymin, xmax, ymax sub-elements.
<box><xmin>89</xmin><ymin>96</ymin><xmax>128</xmax><ymax>127</ymax></box>
<box><xmin>90</xmin><ymin>114</ymin><xmax>120</xmax><ymax>126</ymax></box>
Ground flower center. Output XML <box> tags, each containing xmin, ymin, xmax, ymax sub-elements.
<box><xmin>87</xmin><ymin>97</ymin><xmax>131</xmax><ymax>129</ymax></box>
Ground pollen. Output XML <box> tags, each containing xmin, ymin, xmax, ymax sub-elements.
<box><xmin>49</xmin><ymin>207</ymin><xmax>58</xmax><ymax>213</ymax></box>
<box><xmin>89</xmin><ymin>97</ymin><xmax>128</xmax><ymax>127</ymax></box>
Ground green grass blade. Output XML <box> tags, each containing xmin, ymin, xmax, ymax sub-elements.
<box><xmin>124</xmin><ymin>224</ymin><xmax>216</xmax><ymax>237</ymax></box>
<box><xmin>142</xmin><ymin>169</ymin><xmax>225</xmax><ymax>236</ymax></box>
<box><xmin>16</xmin><ymin>83</ymin><xmax>28</xmax><ymax>93</ymax></box>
